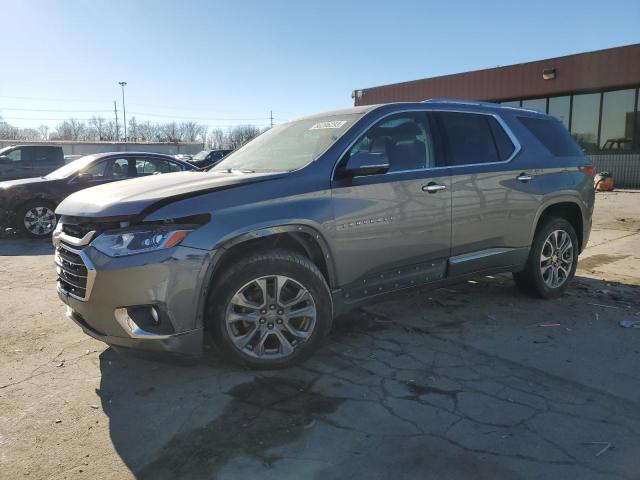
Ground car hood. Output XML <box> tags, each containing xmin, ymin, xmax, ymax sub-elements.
<box><xmin>56</xmin><ymin>171</ymin><xmax>287</xmax><ymax>218</ymax></box>
<box><xmin>0</xmin><ymin>176</ymin><xmax>50</xmax><ymax>189</ymax></box>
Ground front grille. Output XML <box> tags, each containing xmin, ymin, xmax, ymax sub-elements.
<box><xmin>55</xmin><ymin>243</ymin><xmax>89</xmax><ymax>300</ymax></box>
<box><xmin>60</xmin><ymin>215</ymin><xmax>122</xmax><ymax>240</ymax></box>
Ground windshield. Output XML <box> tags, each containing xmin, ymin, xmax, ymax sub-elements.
<box><xmin>192</xmin><ymin>150</ymin><xmax>210</xmax><ymax>161</ymax></box>
<box><xmin>45</xmin><ymin>154</ymin><xmax>99</xmax><ymax>179</ymax></box>
<box><xmin>210</xmin><ymin>114</ymin><xmax>362</xmax><ymax>173</ymax></box>
<box><xmin>0</xmin><ymin>146</ymin><xmax>14</xmax><ymax>155</ymax></box>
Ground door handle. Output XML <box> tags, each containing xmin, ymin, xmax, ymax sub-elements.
<box><xmin>516</xmin><ymin>173</ymin><xmax>533</xmax><ymax>183</ymax></box>
<box><xmin>422</xmin><ymin>182</ymin><xmax>447</xmax><ymax>193</ymax></box>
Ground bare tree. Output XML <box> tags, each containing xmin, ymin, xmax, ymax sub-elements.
<box><xmin>37</xmin><ymin>125</ymin><xmax>49</xmax><ymax>141</ymax></box>
<box><xmin>128</xmin><ymin>117</ymin><xmax>138</xmax><ymax>141</ymax></box>
<box><xmin>226</xmin><ymin>124</ymin><xmax>261</xmax><ymax>149</ymax></box>
<box><xmin>179</xmin><ymin>121</ymin><xmax>206</xmax><ymax>143</ymax></box>
<box><xmin>55</xmin><ymin>118</ymin><xmax>86</xmax><ymax>140</ymax></box>
<box><xmin>207</xmin><ymin>128</ymin><xmax>226</xmax><ymax>149</ymax></box>
<box><xmin>159</xmin><ymin>122</ymin><xmax>180</xmax><ymax>143</ymax></box>
<box><xmin>88</xmin><ymin>116</ymin><xmax>108</xmax><ymax>140</ymax></box>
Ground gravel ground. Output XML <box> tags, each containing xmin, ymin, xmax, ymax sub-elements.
<box><xmin>1</xmin><ymin>191</ymin><xmax>639</xmax><ymax>480</ymax></box>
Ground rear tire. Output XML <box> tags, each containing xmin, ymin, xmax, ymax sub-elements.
<box><xmin>206</xmin><ymin>249</ymin><xmax>332</xmax><ymax>369</ymax></box>
<box><xmin>16</xmin><ymin>200</ymin><xmax>57</xmax><ymax>239</ymax></box>
<box><xmin>513</xmin><ymin>217</ymin><xmax>578</xmax><ymax>298</ymax></box>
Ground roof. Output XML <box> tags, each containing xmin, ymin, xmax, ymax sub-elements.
<box><xmin>354</xmin><ymin>43</ymin><xmax>640</xmax><ymax>106</ymax></box>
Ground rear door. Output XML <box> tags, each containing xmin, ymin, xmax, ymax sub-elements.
<box><xmin>436</xmin><ymin>110</ymin><xmax>536</xmax><ymax>275</ymax></box>
<box><xmin>28</xmin><ymin>147</ymin><xmax>63</xmax><ymax>177</ymax></box>
<box><xmin>331</xmin><ymin>111</ymin><xmax>451</xmax><ymax>299</ymax></box>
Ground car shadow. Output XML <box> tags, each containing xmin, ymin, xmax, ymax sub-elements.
<box><xmin>97</xmin><ymin>273</ymin><xmax>639</xmax><ymax>479</ymax></box>
<box><xmin>0</xmin><ymin>237</ymin><xmax>54</xmax><ymax>256</ymax></box>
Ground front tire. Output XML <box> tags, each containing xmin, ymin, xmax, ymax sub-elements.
<box><xmin>513</xmin><ymin>217</ymin><xmax>578</xmax><ymax>298</ymax></box>
<box><xmin>16</xmin><ymin>200</ymin><xmax>57</xmax><ymax>239</ymax></box>
<box><xmin>207</xmin><ymin>249</ymin><xmax>332</xmax><ymax>369</ymax></box>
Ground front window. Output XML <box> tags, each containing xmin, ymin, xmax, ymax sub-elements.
<box><xmin>210</xmin><ymin>114</ymin><xmax>362</xmax><ymax>173</ymax></box>
<box><xmin>1</xmin><ymin>148</ymin><xmax>22</xmax><ymax>162</ymax></box>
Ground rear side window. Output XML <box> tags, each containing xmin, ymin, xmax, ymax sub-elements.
<box><xmin>518</xmin><ymin>116</ymin><xmax>583</xmax><ymax>157</ymax></box>
<box><xmin>438</xmin><ymin>112</ymin><xmax>514</xmax><ymax>166</ymax></box>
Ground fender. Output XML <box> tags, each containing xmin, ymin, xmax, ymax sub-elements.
<box><xmin>528</xmin><ymin>192</ymin><xmax>586</xmax><ymax>247</ymax></box>
<box><xmin>196</xmin><ymin>224</ymin><xmax>338</xmax><ymax>330</ymax></box>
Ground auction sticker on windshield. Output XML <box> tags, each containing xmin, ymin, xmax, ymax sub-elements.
<box><xmin>310</xmin><ymin>121</ymin><xmax>347</xmax><ymax>130</ymax></box>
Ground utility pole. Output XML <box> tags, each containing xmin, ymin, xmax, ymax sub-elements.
<box><xmin>270</xmin><ymin>110</ymin><xmax>273</xmax><ymax>129</ymax></box>
<box><xmin>118</xmin><ymin>81</ymin><xmax>127</xmax><ymax>141</ymax></box>
<box><xmin>113</xmin><ymin>101</ymin><xmax>119</xmax><ymax>141</ymax></box>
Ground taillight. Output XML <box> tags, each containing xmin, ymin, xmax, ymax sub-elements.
<box><xmin>580</xmin><ymin>164</ymin><xmax>596</xmax><ymax>178</ymax></box>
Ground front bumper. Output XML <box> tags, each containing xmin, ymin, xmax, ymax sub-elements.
<box><xmin>0</xmin><ymin>207</ymin><xmax>13</xmax><ymax>229</ymax></box>
<box><xmin>56</xmin><ymin>243</ymin><xmax>215</xmax><ymax>357</ymax></box>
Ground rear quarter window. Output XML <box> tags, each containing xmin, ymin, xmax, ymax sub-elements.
<box><xmin>518</xmin><ymin>116</ymin><xmax>583</xmax><ymax>157</ymax></box>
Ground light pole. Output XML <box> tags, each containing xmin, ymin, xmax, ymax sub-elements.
<box><xmin>118</xmin><ymin>81</ymin><xmax>127</xmax><ymax>141</ymax></box>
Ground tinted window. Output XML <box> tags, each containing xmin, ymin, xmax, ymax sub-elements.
<box><xmin>83</xmin><ymin>160</ymin><xmax>108</xmax><ymax>179</ymax></box>
<box><xmin>571</xmin><ymin>93</ymin><xmax>600</xmax><ymax>152</ymax></box>
<box><xmin>136</xmin><ymin>157</ymin><xmax>181</xmax><ymax>175</ymax></box>
<box><xmin>519</xmin><ymin>116</ymin><xmax>583</xmax><ymax>157</ymax></box>
<box><xmin>438</xmin><ymin>112</ymin><xmax>510</xmax><ymax>165</ymax></box>
<box><xmin>109</xmin><ymin>158</ymin><xmax>130</xmax><ymax>178</ymax></box>
<box><xmin>5</xmin><ymin>149</ymin><xmax>22</xmax><ymax>162</ymax></box>
<box><xmin>488</xmin><ymin>119</ymin><xmax>515</xmax><ymax>161</ymax></box>
<box><xmin>600</xmin><ymin>89</ymin><xmax>636</xmax><ymax>151</ymax></box>
<box><xmin>548</xmin><ymin>96</ymin><xmax>571</xmax><ymax>129</ymax></box>
<box><xmin>347</xmin><ymin>112</ymin><xmax>436</xmax><ymax>171</ymax></box>
<box><xmin>32</xmin><ymin>147</ymin><xmax>54</xmax><ymax>163</ymax></box>
<box><xmin>84</xmin><ymin>158</ymin><xmax>130</xmax><ymax>179</ymax></box>
<box><xmin>522</xmin><ymin>98</ymin><xmax>547</xmax><ymax>113</ymax></box>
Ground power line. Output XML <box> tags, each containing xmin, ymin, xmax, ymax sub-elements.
<box><xmin>1</xmin><ymin>107</ymin><xmax>113</xmax><ymax>113</ymax></box>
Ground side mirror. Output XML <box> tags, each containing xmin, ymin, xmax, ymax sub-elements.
<box><xmin>0</xmin><ymin>155</ymin><xmax>9</xmax><ymax>164</ymax></box>
<box><xmin>343</xmin><ymin>152</ymin><xmax>389</xmax><ymax>177</ymax></box>
<box><xmin>77</xmin><ymin>172</ymin><xmax>93</xmax><ymax>183</ymax></box>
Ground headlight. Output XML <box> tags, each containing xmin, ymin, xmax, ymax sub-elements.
<box><xmin>92</xmin><ymin>226</ymin><xmax>193</xmax><ymax>257</ymax></box>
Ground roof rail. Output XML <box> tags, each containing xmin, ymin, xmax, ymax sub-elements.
<box><xmin>421</xmin><ymin>98</ymin><xmax>500</xmax><ymax>107</ymax></box>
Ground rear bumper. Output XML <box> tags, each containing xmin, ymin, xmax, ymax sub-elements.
<box><xmin>57</xmin><ymin>244</ymin><xmax>215</xmax><ymax>357</ymax></box>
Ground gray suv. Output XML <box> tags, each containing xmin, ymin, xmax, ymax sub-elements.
<box><xmin>53</xmin><ymin>100</ymin><xmax>594</xmax><ymax>368</ymax></box>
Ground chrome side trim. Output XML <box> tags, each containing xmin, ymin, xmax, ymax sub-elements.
<box><xmin>331</xmin><ymin>107</ymin><xmax>523</xmax><ymax>181</ymax></box>
<box><xmin>114</xmin><ymin>308</ymin><xmax>172</xmax><ymax>340</ymax></box>
<box><xmin>449</xmin><ymin>248</ymin><xmax>516</xmax><ymax>265</ymax></box>
<box><xmin>55</xmin><ymin>243</ymin><xmax>96</xmax><ymax>302</ymax></box>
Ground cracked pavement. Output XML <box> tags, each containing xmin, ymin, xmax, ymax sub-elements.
<box><xmin>1</xmin><ymin>191</ymin><xmax>640</xmax><ymax>479</ymax></box>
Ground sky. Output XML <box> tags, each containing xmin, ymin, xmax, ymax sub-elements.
<box><xmin>1</xmin><ymin>0</ymin><xmax>639</xmax><ymax>131</ymax></box>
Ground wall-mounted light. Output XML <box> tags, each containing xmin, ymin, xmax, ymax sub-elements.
<box><xmin>543</xmin><ymin>68</ymin><xmax>556</xmax><ymax>80</ymax></box>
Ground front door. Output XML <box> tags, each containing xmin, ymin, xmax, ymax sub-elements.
<box><xmin>330</xmin><ymin>111</ymin><xmax>451</xmax><ymax>301</ymax></box>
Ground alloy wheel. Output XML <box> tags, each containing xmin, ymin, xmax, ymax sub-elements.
<box><xmin>225</xmin><ymin>275</ymin><xmax>317</xmax><ymax>359</ymax></box>
<box><xmin>23</xmin><ymin>206</ymin><xmax>56</xmax><ymax>236</ymax></box>
<box><xmin>539</xmin><ymin>229</ymin><xmax>574</xmax><ymax>288</ymax></box>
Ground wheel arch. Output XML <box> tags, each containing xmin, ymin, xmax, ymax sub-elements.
<box><xmin>197</xmin><ymin>225</ymin><xmax>336</xmax><ymax>332</ymax></box>
<box><xmin>531</xmin><ymin>200</ymin><xmax>585</xmax><ymax>250</ymax></box>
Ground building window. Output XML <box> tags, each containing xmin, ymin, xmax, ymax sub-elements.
<box><xmin>599</xmin><ymin>89</ymin><xmax>637</xmax><ymax>151</ymax></box>
<box><xmin>522</xmin><ymin>98</ymin><xmax>547</xmax><ymax>113</ymax></box>
<box><xmin>571</xmin><ymin>93</ymin><xmax>601</xmax><ymax>152</ymax></box>
<box><xmin>548</xmin><ymin>96</ymin><xmax>571</xmax><ymax>129</ymax></box>
<box><xmin>501</xmin><ymin>100</ymin><xmax>521</xmax><ymax>107</ymax></box>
